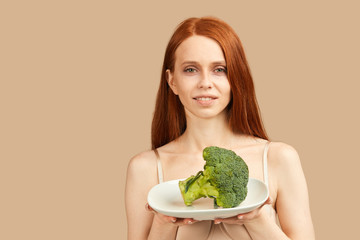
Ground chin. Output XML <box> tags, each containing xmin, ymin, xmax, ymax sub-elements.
<box><xmin>187</xmin><ymin>108</ymin><xmax>227</xmax><ymax>120</ymax></box>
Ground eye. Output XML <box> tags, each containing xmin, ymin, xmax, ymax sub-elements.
<box><xmin>184</xmin><ymin>67</ymin><xmax>197</xmax><ymax>73</ymax></box>
<box><xmin>214</xmin><ymin>67</ymin><xmax>227</xmax><ymax>73</ymax></box>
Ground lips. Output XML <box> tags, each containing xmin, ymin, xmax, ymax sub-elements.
<box><xmin>193</xmin><ymin>95</ymin><xmax>218</xmax><ymax>101</ymax></box>
<box><xmin>194</xmin><ymin>97</ymin><xmax>215</xmax><ymax>101</ymax></box>
<box><xmin>193</xmin><ymin>95</ymin><xmax>218</xmax><ymax>106</ymax></box>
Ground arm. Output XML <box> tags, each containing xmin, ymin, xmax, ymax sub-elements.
<box><xmin>215</xmin><ymin>143</ymin><xmax>315</xmax><ymax>240</ymax></box>
<box><xmin>125</xmin><ymin>151</ymin><xmax>195</xmax><ymax>240</ymax></box>
<box><xmin>125</xmin><ymin>152</ymin><xmax>159</xmax><ymax>240</ymax></box>
<box><xmin>245</xmin><ymin>143</ymin><xmax>315</xmax><ymax>239</ymax></box>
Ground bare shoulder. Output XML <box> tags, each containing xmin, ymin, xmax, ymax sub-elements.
<box><xmin>126</xmin><ymin>150</ymin><xmax>159</xmax><ymax>186</ymax></box>
<box><xmin>125</xmin><ymin>150</ymin><xmax>160</xmax><ymax>239</ymax></box>
<box><xmin>268</xmin><ymin>142</ymin><xmax>306</xmax><ymax>192</ymax></box>
<box><xmin>268</xmin><ymin>141</ymin><xmax>301</xmax><ymax>167</ymax></box>
<box><xmin>127</xmin><ymin>150</ymin><xmax>157</xmax><ymax>171</ymax></box>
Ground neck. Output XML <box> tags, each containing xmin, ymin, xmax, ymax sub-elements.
<box><xmin>178</xmin><ymin>111</ymin><xmax>236</xmax><ymax>152</ymax></box>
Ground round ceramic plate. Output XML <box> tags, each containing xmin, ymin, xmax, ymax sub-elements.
<box><xmin>147</xmin><ymin>178</ymin><xmax>269</xmax><ymax>220</ymax></box>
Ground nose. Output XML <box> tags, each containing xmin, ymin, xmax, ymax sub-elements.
<box><xmin>197</xmin><ymin>72</ymin><xmax>213</xmax><ymax>89</ymax></box>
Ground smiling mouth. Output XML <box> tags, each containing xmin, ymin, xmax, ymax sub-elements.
<box><xmin>194</xmin><ymin>97</ymin><xmax>215</xmax><ymax>101</ymax></box>
<box><xmin>193</xmin><ymin>97</ymin><xmax>218</xmax><ymax>106</ymax></box>
<box><xmin>193</xmin><ymin>95</ymin><xmax>218</xmax><ymax>100</ymax></box>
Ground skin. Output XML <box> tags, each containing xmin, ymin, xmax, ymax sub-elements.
<box><xmin>125</xmin><ymin>35</ymin><xmax>315</xmax><ymax>240</ymax></box>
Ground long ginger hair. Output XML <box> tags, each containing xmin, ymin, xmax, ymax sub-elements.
<box><xmin>151</xmin><ymin>17</ymin><xmax>268</xmax><ymax>149</ymax></box>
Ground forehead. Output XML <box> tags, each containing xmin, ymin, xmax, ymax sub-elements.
<box><xmin>174</xmin><ymin>35</ymin><xmax>225</xmax><ymax>64</ymax></box>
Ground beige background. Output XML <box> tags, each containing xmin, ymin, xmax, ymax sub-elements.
<box><xmin>1</xmin><ymin>0</ymin><xmax>359</xmax><ymax>239</ymax></box>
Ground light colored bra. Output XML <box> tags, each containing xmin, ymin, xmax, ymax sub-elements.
<box><xmin>154</xmin><ymin>142</ymin><xmax>278</xmax><ymax>240</ymax></box>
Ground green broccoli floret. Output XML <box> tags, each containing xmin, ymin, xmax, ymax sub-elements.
<box><xmin>178</xmin><ymin>146</ymin><xmax>249</xmax><ymax>208</ymax></box>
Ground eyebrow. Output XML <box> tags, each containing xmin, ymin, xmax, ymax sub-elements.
<box><xmin>181</xmin><ymin>61</ymin><xmax>226</xmax><ymax>66</ymax></box>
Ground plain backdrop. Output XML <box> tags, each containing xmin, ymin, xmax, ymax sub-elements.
<box><xmin>1</xmin><ymin>0</ymin><xmax>359</xmax><ymax>239</ymax></box>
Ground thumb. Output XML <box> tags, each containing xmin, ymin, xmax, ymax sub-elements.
<box><xmin>145</xmin><ymin>203</ymin><xmax>154</xmax><ymax>212</ymax></box>
<box><xmin>265</xmin><ymin>196</ymin><xmax>272</xmax><ymax>205</ymax></box>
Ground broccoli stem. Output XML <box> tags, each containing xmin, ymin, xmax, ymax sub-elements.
<box><xmin>184</xmin><ymin>171</ymin><xmax>203</xmax><ymax>193</ymax></box>
<box><xmin>213</xmin><ymin>198</ymin><xmax>219</xmax><ymax>209</ymax></box>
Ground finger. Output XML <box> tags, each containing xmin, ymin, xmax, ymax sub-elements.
<box><xmin>145</xmin><ymin>204</ymin><xmax>197</xmax><ymax>225</ymax></box>
<box><xmin>145</xmin><ymin>203</ymin><xmax>153</xmax><ymax>212</ymax></box>
<box><xmin>264</xmin><ymin>196</ymin><xmax>272</xmax><ymax>205</ymax></box>
<box><xmin>167</xmin><ymin>216</ymin><xmax>177</xmax><ymax>223</ymax></box>
<box><xmin>214</xmin><ymin>216</ymin><xmax>236</xmax><ymax>223</ymax></box>
<box><xmin>214</xmin><ymin>218</ymin><xmax>223</xmax><ymax>224</ymax></box>
<box><xmin>236</xmin><ymin>208</ymin><xmax>261</xmax><ymax>220</ymax></box>
<box><xmin>237</xmin><ymin>208</ymin><xmax>261</xmax><ymax>220</ymax></box>
<box><xmin>170</xmin><ymin>217</ymin><xmax>197</xmax><ymax>225</ymax></box>
<box><xmin>236</xmin><ymin>201</ymin><xmax>269</xmax><ymax>220</ymax></box>
<box><xmin>183</xmin><ymin>218</ymin><xmax>199</xmax><ymax>225</ymax></box>
<box><xmin>258</xmin><ymin>196</ymin><xmax>272</xmax><ymax>210</ymax></box>
<box><xmin>214</xmin><ymin>217</ymin><xmax>243</xmax><ymax>225</ymax></box>
<box><xmin>154</xmin><ymin>212</ymin><xmax>177</xmax><ymax>223</ymax></box>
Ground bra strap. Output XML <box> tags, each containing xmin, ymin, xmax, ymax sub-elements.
<box><xmin>154</xmin><ymin>149</ymin><xmax>164</xmax><ymax>183</ymax></box>
<box><xmin>263</xmin><ymin>142</ymin><xmax>271</xmax><ymax>187</ymax></box>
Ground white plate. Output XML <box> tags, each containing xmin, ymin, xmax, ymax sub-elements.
<box><xmin>147</xmin><ymin>178</ymin><xmax>269</xmax><ymax>220</ymax></box>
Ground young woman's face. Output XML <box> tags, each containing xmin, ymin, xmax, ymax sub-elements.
<box><xmin>167</xmin><ymin>35</ymin><xmax>231</xmax><ymax>119</ymax></box>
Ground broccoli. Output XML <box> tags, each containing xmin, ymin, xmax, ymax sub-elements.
<box><xmin>178</xmin><ymin>146</ymin><xmax>249</xmax><ymax>208</ymax></box>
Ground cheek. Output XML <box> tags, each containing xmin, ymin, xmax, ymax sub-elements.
<box><xmin>175</xmin><ymin>84</ymin><xmax>189</xmax><ymax>98</ymax></box>
<box><xmin>222</xmin><ymin>83</ymin><xmax>232</xmax><ymax>106</ymax></box>
<box><xmin>173</xmin><ymin>81</ymin><xmax>190</xmax><ymax>103</ymax></box>
<box><xmin>221</xmin><ymin>81</ymin><xmax>231</xmax><ymax>98</ymax></box>
<box><xmin>177</xmin><ymin>90</ymin><xmax>192</xmax><ymax>105</ymax></box>
<box><xmin>174</xmin><ymin>77</ymin><xmax>194</xmax><ymax>95</ymax></box>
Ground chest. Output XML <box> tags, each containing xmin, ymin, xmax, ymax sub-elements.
<box><xmin>161</xmin><ymin>150</ymin><xmax>265</xmax><ymax>183</ymax></box>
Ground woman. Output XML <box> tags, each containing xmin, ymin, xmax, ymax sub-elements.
<box><xmin>125</xmin><ymin>17</ymin><xmax>315</xmax><ymax>240</ymax></box>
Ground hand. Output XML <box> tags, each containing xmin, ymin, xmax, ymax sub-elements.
<box><xmin>145</xmin><ymin>203</ymin><xmax>199</xmax><ymax>226</ymax></box>
<box><xmin>213</xmin><ymin>197</ymin><xmax>272</xmax><ymax>225</ymax></box>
